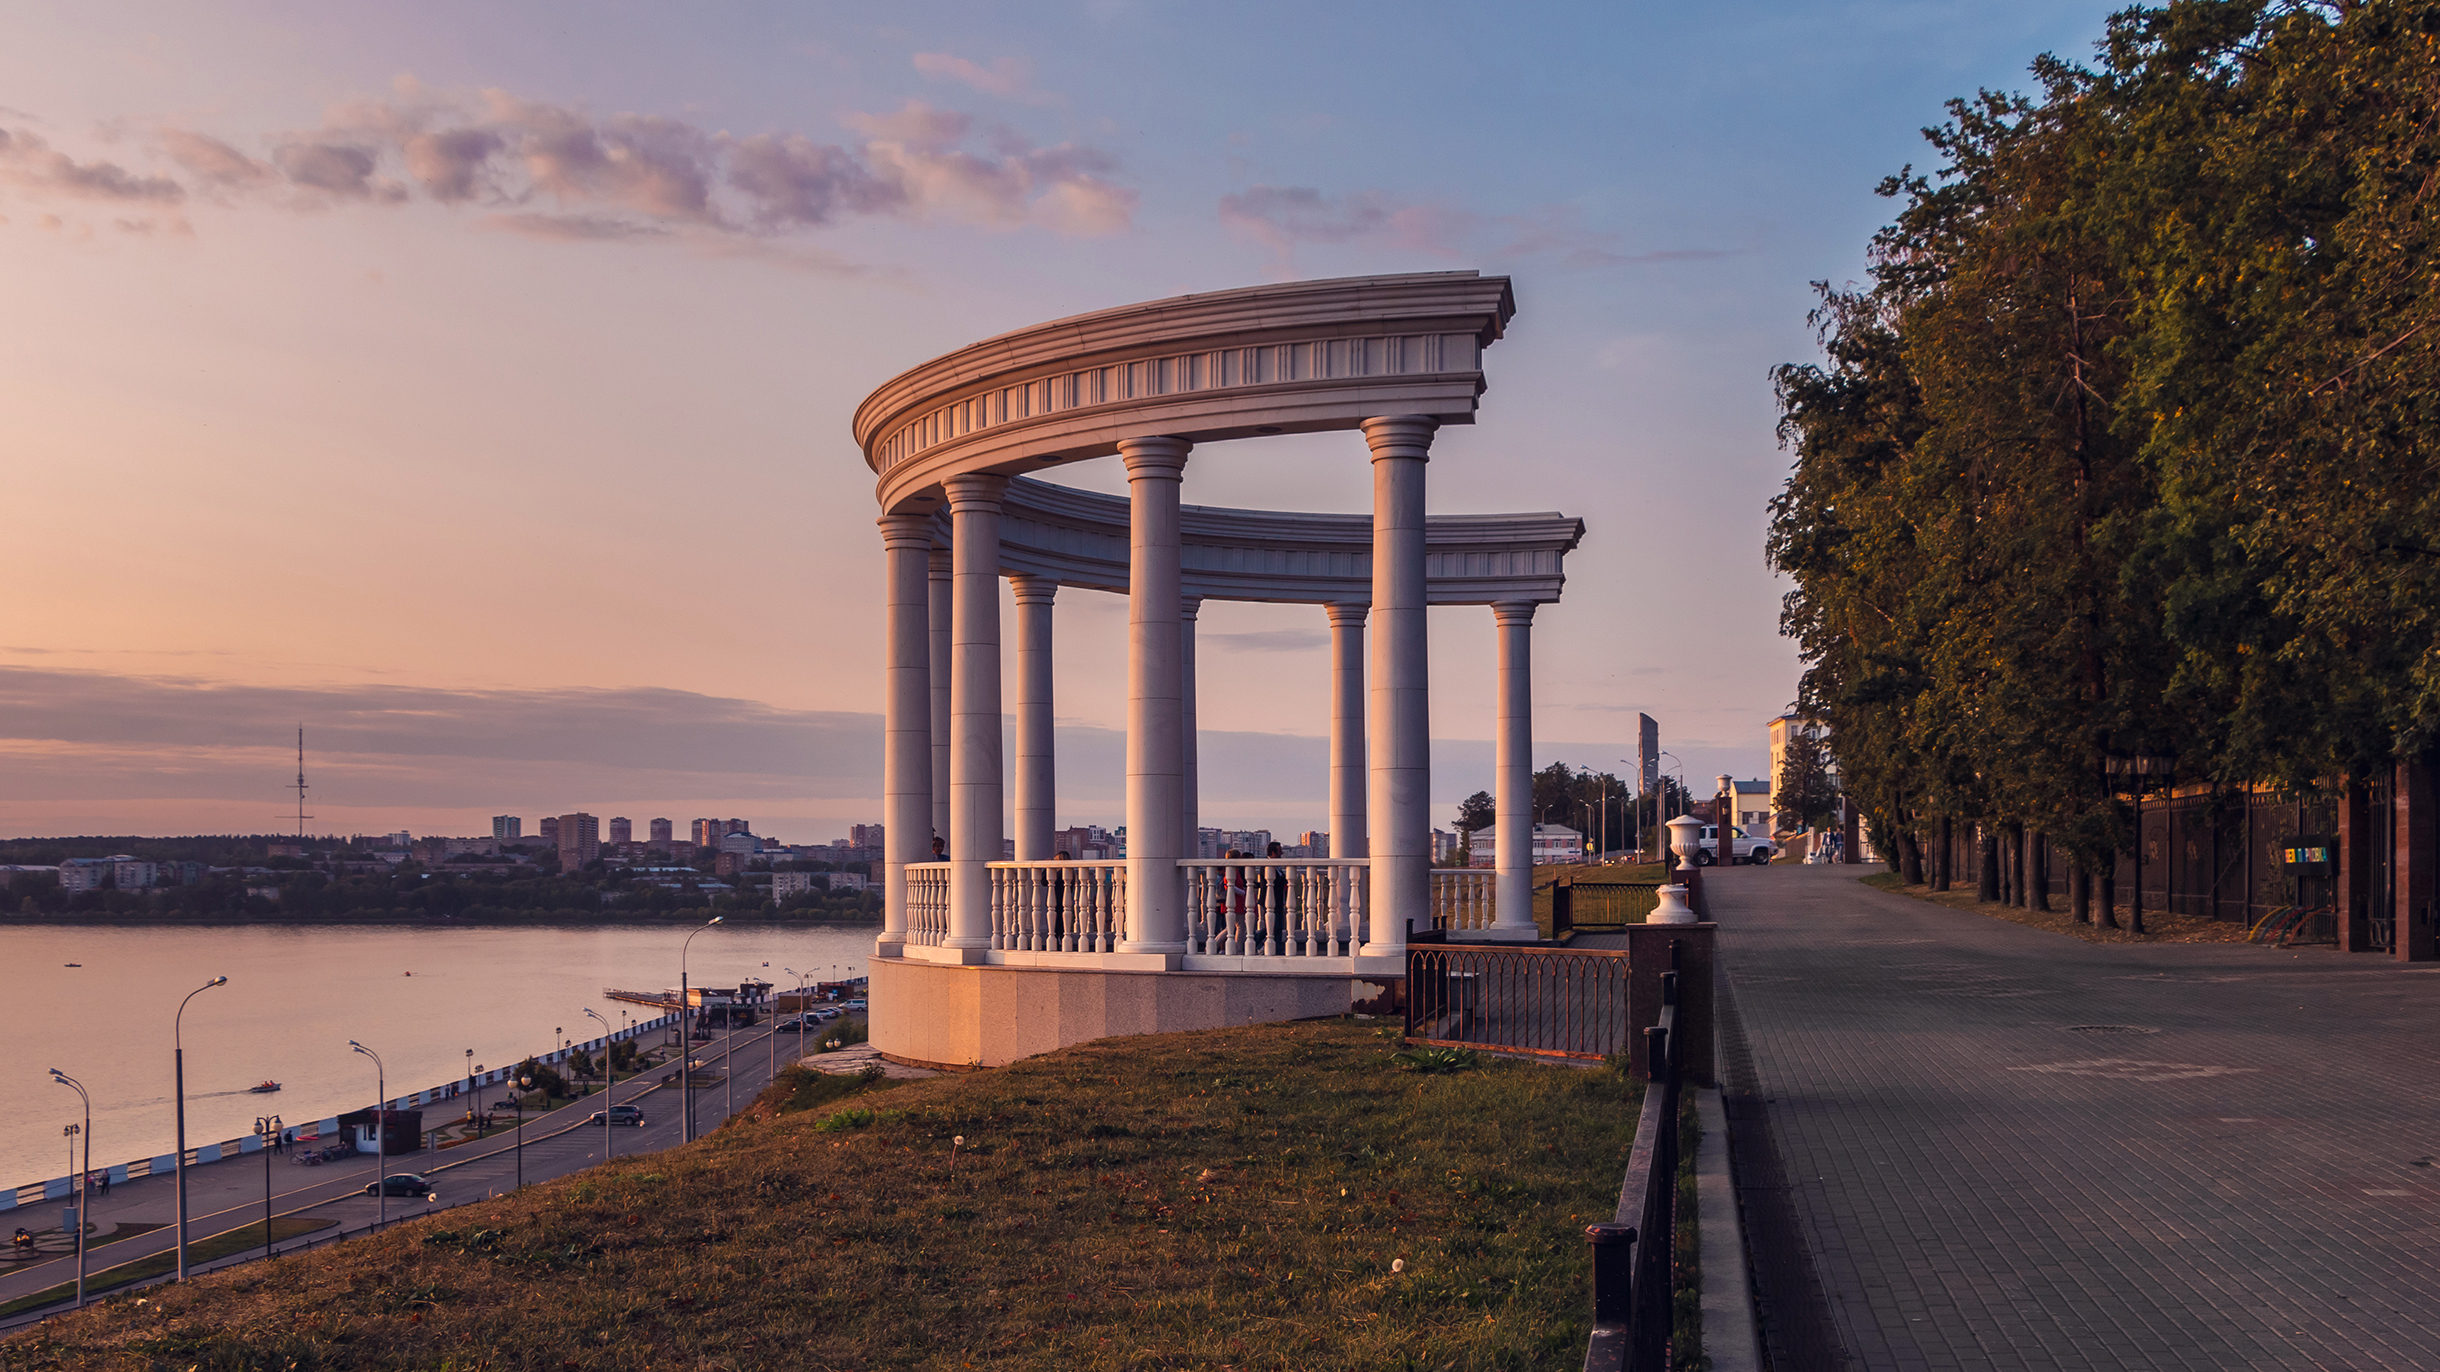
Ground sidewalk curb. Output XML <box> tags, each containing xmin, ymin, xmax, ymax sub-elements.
<box><xmin>1696</xmin><ymin>1086</ymin><xmax>1761</xmax><ymax>1372</ymax></box>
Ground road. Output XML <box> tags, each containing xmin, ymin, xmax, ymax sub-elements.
<box><xmin>0</xmin><ymin>1018</ymin><xmax>829</xmax><ymax>1325</ymax></box>
<box><xmin>1713</xmin><ymin>862</ymin><xmax>2440</xmax><ymax>1371</ymax></box>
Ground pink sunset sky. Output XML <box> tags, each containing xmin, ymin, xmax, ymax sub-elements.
<box><xmin>0</xmin><ymin>1</ymin><xmax>2108</xmax><ymax>841</ymax></box>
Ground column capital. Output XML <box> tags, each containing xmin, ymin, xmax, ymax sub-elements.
<box><xmin>878</xmin><ymin>513</ymin><xmax>935</xmax><ymax>551</ymax></box>
<box><xmin>942</xmin><ymin>472</ymin><xmax>1008</xmax><ymax>513</ymax></box>
<box><xmin>1180</xmin><ymin>595</ymin><xmax>1203</xmax><ymax>620</ymax></box>
<box><xmin>1119</xmin><ymin>435</ymin><xmax>1191</xmax><ymax>480</ymax></box>
<box><xmin>1325</xmin><ymin>602</ymin><xmax>1369</xmax><ymax>629</ymax></box>
<box><xmin>1009</xmin><ymin>574</ymin><xmax>1059</xmax><ymax>606</ymax></box>
<box><xmin>1491</xmin><ymin>600</ymin><xmax>1537</xmax><ymax>627</ymax></box>
<box><xmin>1360</xmin><ymin>415</ymin><xmax>1439</xmax><ymax>463</ymax></box>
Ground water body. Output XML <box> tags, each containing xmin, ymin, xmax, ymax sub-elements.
<box><xmin>0</xmin><ymin>922</ymin><xmax>877</xmax><ymax>1187</ymax></box>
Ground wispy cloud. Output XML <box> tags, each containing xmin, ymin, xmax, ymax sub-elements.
<box><xmin>1219</xmin><ymin>183</ymin><xmax>1732</xmax><ymax>272</ymax></box>
<box><xmin>0</xmin><ymin>78</ymin><xmax>1136</xmax><ymax>253</ymax></box>
<box><xmin>912</xmin><ymin>52</ymin><xmax>1063</xmax><ymax>107</ymax></box>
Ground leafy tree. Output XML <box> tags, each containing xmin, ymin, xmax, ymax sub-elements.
<box><xmin>1453</xmin><ymin>791</ymin><xmax>1496</xmax><ymax>834</ymax></box>
<box><xmin>1774</xmin><ymin>722</ymin><xmax>1843</xmax><ymax>831</ymax></box>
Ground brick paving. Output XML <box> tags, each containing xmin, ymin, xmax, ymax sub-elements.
<box><xmin>1713</xmin><ymin>863</ymin><xmax>2440</xmax><ymax>1371</ymax></box>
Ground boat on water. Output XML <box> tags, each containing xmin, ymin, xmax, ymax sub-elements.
<box><xmin>249</xmin><ymin>1080</ymin><xmax>281</xmax><ymax>1094</ymax></box>
<box><xmin>62</xmin><ymin>963</ymin><xmax>80</xmax><ymax>967</ymax></box>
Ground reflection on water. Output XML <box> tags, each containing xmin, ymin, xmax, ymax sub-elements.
<box><xmin>0</xmin><ymin>922</ymin><xmax>876</xmax><ymax>1185</ymax></box>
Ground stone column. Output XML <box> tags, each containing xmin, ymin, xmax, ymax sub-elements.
<box><xmin>878</xmin><ymin>514</ymin><xmax>935</xmax><ymax>955</ymax></box>
<box><xmin>927</xmin><ymin>545</ymin><xmax>954</xmax><ymax>852</ymax></box>
<box><xmin>2398</xmin><ymin>753</ymin><xmax>2435</xmax><ymax>962</ymax></box>
<box><xmin>1011</xmin><ymin>576</ymin><xmax>1058</xmax><ymax>862</ymax></box>
<box><xmin>1181</xmin><ymin>596</ymin><xmax>1203</xmax><ymax>859</ymax></box>
<box><xmin>1490</xmin><ymin>601</ymin><xmax>1538</xmax><ymax>940</ymax></box>
<box><xmin>1363</xmin><ymin>415</ymin><xmax>1434</xmax><ymax>953</ymax></box>
<box><xmin>944</xmin><ymin>474</ymin><xmax>1007</xmax><ymax>955</ymax></box>
<box><xmin>1325</xmin><ymin>604</ymin><xmax>1369</xmax><ymax>861</ymax></box>
<box><xmin>1121</xmin><ymin>438</ymin><xmax>1191</xmax><ymax>954</ymax></box>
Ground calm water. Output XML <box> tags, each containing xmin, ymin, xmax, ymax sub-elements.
<box><xmin>0</xmin><ymin>922</ymin><xmax>877</xmax><ymax>1187</ymax></box>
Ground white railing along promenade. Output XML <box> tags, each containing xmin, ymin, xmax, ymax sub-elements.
<box><xmin>906</xmin><ymin>861</ymin><xmax>951</xmax><ymax>946</ymax></box>
<box><xmin>1180</xmin><ymin>858</ymin><xmax>1369</xmax><ymax>958</ymax></box>
<box><xmin>1429</xmin><ymin>868</ymin><xmax>1498</xmax><ymax>931</ymax></box>
<box><xmin>989</xmin><ymin>861</ymin><xmax>1128</xmax><ymax>951</ymax></box>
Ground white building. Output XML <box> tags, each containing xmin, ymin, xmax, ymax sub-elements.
<box><xmin>1467</xmin><ymin>825</ymin><xmax>1583</xmax><ymax>867</ymax></box>
<box><xmin>113</xmin><ymin>859</ymin><xmax>159</xmax><ymax>890</ymax></box>
<box><xmin>59</xmin><ymin>857</ymin><xmax>123</xmax><ymax>893</ymax></box>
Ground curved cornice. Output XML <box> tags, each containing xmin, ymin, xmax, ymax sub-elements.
<box><xmin>975</xmin><ymin>476</ymin><xmax>1583</xmax><ymax>606</ymax></box>
<box><xmin>858</xmin><ymin>272</ymin><xmax>1516</xmax><ymax>513</ymax></box>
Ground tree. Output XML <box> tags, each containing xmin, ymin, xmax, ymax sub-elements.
<box><xmin>1454</xmin><ymin>791</ymin><xmax>1496</xmax><ymax>834</ymax></box>
<box><xmin>1774</xmin><ymin>722</ymin><xmax>1843</xmax><ymax>832</ymax></box>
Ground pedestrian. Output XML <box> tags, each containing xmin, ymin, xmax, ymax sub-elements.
<box><xmin>1266</xmin><ymin>841</ymin><xmax>1289</xmax><ymax>952</ymax></box>
<box><xmin>932</xmin><ymin>834</ymin><xmax>947</xmax><ymax>860</ymax></box>
<box><xmin>99</xmin><ymin>1170</ymin><xmax>110</xmax><ymax>1197</ymax></box>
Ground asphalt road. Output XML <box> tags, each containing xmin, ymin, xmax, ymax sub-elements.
<box><xmin>0</xmin><ymin>1019</ymin><xmax>827</xmax><ymax>1326</ymax></box>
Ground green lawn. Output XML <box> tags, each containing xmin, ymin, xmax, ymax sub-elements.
<box><xmin>0</xmin><ymin>1216</ymin><xmax>333</xmax><ymax>1318</ymax></box>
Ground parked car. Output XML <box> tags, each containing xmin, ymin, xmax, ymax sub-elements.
<box><xmin>813</xmin><ymin>1008</ymin><xmax>844</xmax><ymax>1022</ymax></box>
<box><xmin>771</xmin><ymin>1016</ymin><xmax>807</xmax><ymax>1033</ymax></box>
<box><xmin>363</xmin><ymin>1172</ymin><xmax>435</xmax><ymax>1198</ymax></box>
<box><xmin>586</xmin><ymin>1104</ymin><xmax>645</xmax><ymax>1127</ymax></box>
<box><xmin>844</xmin><ymin>999</ymin><xmax>867</xmax><ymax>1011</ymax></box>
<box><xmin>1695</xmin><ymin>825</ymin><xmax>1773</xmax><ymax>866</ymax></box>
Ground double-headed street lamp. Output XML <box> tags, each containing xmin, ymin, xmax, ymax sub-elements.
<box><xmin>49</xmin><ymin>1069</ymin><xmax>89</xmax><ymax>1308</ymax></box>
<box><xmin>255</xmin><ymin>1113</ymin><xmax>283</xmax><ymax>1259</ymax></box>
<box><xmin>348</xmin><ymin>1040</ymin><xmax>386</xmax><ymax>1230</ymax></box>
<box><xmin>174</xmin><ymin>975</ymin><xmax>228</xmax><ymax>1281</ymax></box>
<box><xmin>680</xmin><ymin>916</ymin><xmax>722</xmax><ymax>1142</ymax></box>
<box><xmin>583</xmin><ymin>1007</ymin><xmax>614</xmax><ymax>1160</ymax></box>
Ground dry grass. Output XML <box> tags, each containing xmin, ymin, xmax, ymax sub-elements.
<box><xmin>5</xmin><ymin>1020</ymin><xmax>1643</xmax><ymax>1371</ymax></box>
<box><xmin>1861</xmin><ymin>871</ymin><xmax>2264</xmax><ymax>944</ymax></box>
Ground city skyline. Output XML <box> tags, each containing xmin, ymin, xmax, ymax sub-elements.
<box><xmin>0</xmin><ymin>1</ymin><xmax>2113</xmax><ymax>838</ymax></box>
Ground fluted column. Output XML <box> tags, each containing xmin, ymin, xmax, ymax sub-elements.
<box><xmin>1363</xmin><ymin>415</ymin><xmax>1435</xmax><ymax>954</ymax></box>
<box><xmin>878</xmin><ymin>515</ymin><xmax>935</xmax><ymax>954</ymax></box>
<box><xmin>1012</xmin><ymin>575</ymin><xmax>1058</xmax><ymax>862</ymax></box>
<box><xmin>944</xmin><ymin>474</ymin><xmax>1007</xmax><ymax>955</ymax></box>
<box><xmin>1121</xmin><ymin>437</ymin><xmax>1191</xmax><ymax>954</ymax></box>
<box><xmin>927</xmin><ymin>545</ymin><xmax>954</xmax><ymax>852</ymax></box>
<box><xmin>1490</xmin><ymin>601</ymin><xmax>1538</xmax><ymax>940</ymax></box>
<box><xmin>1325</xmin><ymin>603</ymin><xmax>1369</xmax><ymax>861</ymax></box>
<box><xmin>1182</xmin><ymin>596</ymin><xmax>1203</xmax><ymax>859</ymax></box>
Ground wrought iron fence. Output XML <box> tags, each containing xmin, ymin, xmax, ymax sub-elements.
<box><xmin>1585</xmin><ymin>953</ymin><xmax>1683</xmax><ymax>1372</ymax></box>
<box><xmin>1553</xmin><ymin>880</ymin><xmax>1662</xmax><ymax>937</ymax></box>
<box><xmin>1404</xmin><ymin>944</ymin><xmax>1633</xmax><ymax>1061</ymax></box>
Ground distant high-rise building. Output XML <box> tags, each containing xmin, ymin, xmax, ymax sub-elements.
<box><xmin>539</xmin><ymin>816</ymin><xmax>560</xmax><ymax>848</ymax></box>
<box><xmin>726</xmin><ymin>818</ymin><xmax>750</xmax><ymax>836</ymax></box>
<box><xmin>649</xmin><ymin>817</ymin><xmax>673</xmax><ymax>845</ymax></box>
<box><xmin>849</xmin><ymin>822</ymin><xmax>884</xmax><ymax>849</ymax></box>
<box><xmin>1298</xmin><ymin>830</ymin><xmax>1329</xmax><ymax>857</ymax></box>
<box><xmin>609</xmin><ymin>816</ymin><xmax>632</xmax><ymax>845</ymax></box>
<box><xmin>492</xmin><ymin>816</ymin><xmax>521</xmax><ymax>841</ymax></box>
<box><xmin>558</xmin><ymin>812</ymin><xmax>600</xmax><ymax>871</ymax></box>
<box><xmin>1638</xmin><ymin>714</ymin><xmax>1660</xmax><ymax>794</ymax></box>
<box><xmin>692</xmin><ymin>818</ymin><xmax>722</xmax><ymax>847</ymax></box>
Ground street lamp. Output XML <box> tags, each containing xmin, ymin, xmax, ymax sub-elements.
<box><xmin>254</xmin><ymin>1113</ymin><xmax>282</xmax><ymax>1259</ymax></box>
<box><xmin>173</xmin><ymin>974</ymin><xmax>228</xmax><ymax>1281</ymax></box>
<box><xmin>786</xmin><ymin>967</ymin><xmax>808</xmax><ymax>1061</ymax></box>
<box><xmin>583</xmin><ymin>1007</ymin><xmax>614</xmax><ymax>1161</ymax></box>
<box><xmin>349</xmin><ymin>1040</ymin><xmax>387</xmax><ymax>1230</ymax></box>
<box><xmin>50</xmin><ymin>1070</ymin><xmax>88</xmax><ymax>1308</ymax></box>
<box><xmin>680</xmin><ymin>916</ymin><xmax>722</xmax><ymax>1142</ymax></box>
<box><xmin>512</xmin><ymin>1074</ymin><xmax>532</xmax><ymax>1190</ymax></box>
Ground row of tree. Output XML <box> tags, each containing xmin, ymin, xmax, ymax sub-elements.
<box><xmin>1451</xmin><ymin>765</ymin><xmax>1705</xmax><ymax>862</ymax></box>
<box><xmin>1769</xmin><ymin>1</ymin><xmax>2440</xmax><ymax>887</ymax></box>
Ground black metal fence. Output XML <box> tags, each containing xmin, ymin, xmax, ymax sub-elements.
<box><xmin>1405</xmin><ymin>944</ymin><xmax>1634</xmax><ymax>1060</ymax></box>
<box><xmin>1553</xmin><ymin>880</ymin><xmax>1663</xmax><ymax>937</ymax></box>
<box><xmin>1585</xmin><ymin>956</ymin><xmax>1683</xmax><ymax>1372</ymax></box>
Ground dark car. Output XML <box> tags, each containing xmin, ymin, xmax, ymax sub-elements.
<box><xmin>587</xmin><ymin>1104</ymin><xmax>645</xmax><ymax>1126</ymax></box>
<box><xmin>363</xmin><ymin>1172</ymin><xmax>434</xmax><ymax>1198</ymax></box>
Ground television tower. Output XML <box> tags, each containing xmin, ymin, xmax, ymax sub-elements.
<box><xmin>293</xmin><ymin>726</ymin><xmax>313</xmax><ymax>839</ymax></box>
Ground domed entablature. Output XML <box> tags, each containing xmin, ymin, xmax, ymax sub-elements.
<box><xmin>855</xmin><ymin>271</ymin><xmax>1515</xmax><ymax>514</ymax></box>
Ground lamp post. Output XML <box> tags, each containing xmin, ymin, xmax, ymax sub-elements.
<box><xmin>174</xmin><ymin>974</ymin><xmax>228</xmax><ymax>1281</ymax></box>
<box><xmin>349</xmin><ymin>1040</ymin><xmax>386</xmax><ymax>1230</ymax></box>
<box><xmin>463</xmin><ymin>1048</ymin><xmax>475</xmax><ymax>1121</ymax></box>
<box><xmin>513</xmin><ymin>1074</ymin><xmax>531</xmax><ymax>1189</ymax></box>
<box><xmin>255</xmin><ymin>1113</ymin><xmax>282</xmax><ymax>1259</ymax></box>
<box><xmin>49</xmin><ymin>1070</ymin><xmax>90</xmax><ymax>1308</ymax></box>
<box><xmin>786</xmin><ymin>967</ymin><xmax>808</xmax><ymax>1060</ymax></box>
<box><xmin>680</xmin><ymin>916</ymin><xmax>721</xmax><ymax>1142</ymax></box>
<box><xmin>583</xmin><ymin>1007</ymin><xmax>613</xmax><ymax>1160</ymax></box>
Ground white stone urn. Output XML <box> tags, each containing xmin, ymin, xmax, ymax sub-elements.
<box><xmin>1666</xmin><ymin>814</ymin><xmax>1704</xmax><ymax>870</ymax></box>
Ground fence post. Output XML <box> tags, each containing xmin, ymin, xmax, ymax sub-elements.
<box><xmin>1584</xmin><ymin>1223</ymin><xmax>1636</xmax><ymax>1371</ymax></box>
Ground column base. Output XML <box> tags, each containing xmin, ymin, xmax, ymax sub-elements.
<box><xmin>874</xmin><ymin>936</ymin><xmax>906</xmax><ymax>959</ymax></box>
<box><xmin>1117</xmin><ymin>940</ymin><xmax>1188</xmax><ymax>956</ymax></box>
<box><xmin>1477</xmin><ymin>923</ymin><xmax>1540</xmax><ymax>943</ymax></box>
<box><xmin>904</xmin><ymin>943</ymin><xmax>993</xmax><ymax>966</ymax></box>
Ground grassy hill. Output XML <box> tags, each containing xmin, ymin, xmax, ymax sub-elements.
<box><xmin>5</xmin><ymin>1020</ymin><xmax>1643</xmax><ymax>1370</ymax></box>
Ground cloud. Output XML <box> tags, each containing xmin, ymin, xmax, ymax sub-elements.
<box><xmin>0</xmin><ymin>127</ymin><xmax>182</xmax><ymax>203</ymax></box>
<box><xmin>1220</xmin><ymin>183</ymin><xmax>1732</xmax><ymax>272</ymax></box>
<box><xmin>912</xmin><ymin>52</ymin><xmax>1062</xmax><ymax>106</ymax></box>
<box><xmin>0</xmin><ymin>86</ymin><xmax>1137</xmax><ymax>250</ymax></box>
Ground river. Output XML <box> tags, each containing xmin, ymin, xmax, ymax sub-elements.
<box><xmin>0</xmin><ymin>922</ymin><xmax>877</xmax><ymax>1187</ymax></box>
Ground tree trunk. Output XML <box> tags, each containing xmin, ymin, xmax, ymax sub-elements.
<box><xmin>1978</xmin><ymin>828</ymin><xmax>2001</xmax><ymax>902</ymax></box>
<box><xmin>1934</xmin><ymin>815</ymin><xmax>1953</xmax><ymax>891</ymax></box>
<box><xmin>2098</xmin><ymin>854</ymin><xmax>2120</xmax><ymax>930</ymax></box>
<box><xmin>2030</xmin><ymin>833</ymin><xmax>2051</xmax><ymax>912</ymax></box>
<box><xmin>1901</xmin><ymin>828</ymin><xmax>1924</xmax><ymax>884</ymax></box>
<box><xmin>2070</xmin><ymin>863</ymin><xmax>2090</xmax><ymax>923</ymax></box>
<box><xmin>1999</xmin><ymin>825</ymin><xmax>2017</xmax><ymax>906</ymax></box>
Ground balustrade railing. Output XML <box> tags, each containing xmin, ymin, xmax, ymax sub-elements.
<box><xmin>1429</xmin><ymin>868</ymin><xmax>1498</xmax><ymax>930</ymax></box>
<box><xmin>1179</xmin><ymin>859</ymin><xmax>1368</xmax><ymax>958</ymax></box>
<box><xmin>906</xmin><ymin>861</ymin><xmax>951</xmax><ymax>946</ymax></box>
<box><xmin>989</xmin><ymin>861</ymin><xmax>1129</xmax><ymax>951</ymax></box>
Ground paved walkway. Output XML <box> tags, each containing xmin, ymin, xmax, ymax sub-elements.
<box><xmin>1714</xmin><ymin>863</ymin><xmax>2440</xmax><ymax>1371</ymax></box>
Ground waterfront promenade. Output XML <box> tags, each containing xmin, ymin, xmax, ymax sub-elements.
<box><xmin>1716</xmin><ymin>863</ymin><xmax>2440</xmax><ymax>1370</ymax></box>
<box><xmin>0</xmin><ymin>1021</ymin><xmax>812</xmax><ymax>1325</ymax></box>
